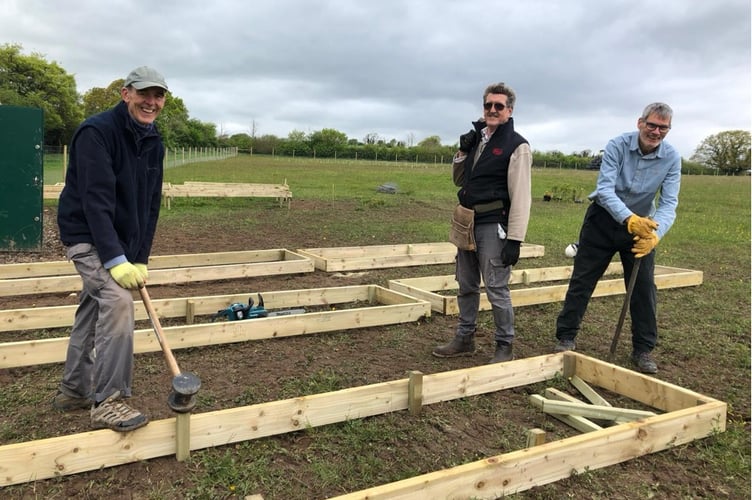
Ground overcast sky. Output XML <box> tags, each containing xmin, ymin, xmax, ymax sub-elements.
<box><xmin>3</xmin><ymin>0</ymin><xmax>750</xmax><ymax>157</ymax></box>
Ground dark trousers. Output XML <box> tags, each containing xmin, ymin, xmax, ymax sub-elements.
<box><xmin>556</xmin><ymin>203</ymin><xmax>657</xmax><ymax>353</ymax></box>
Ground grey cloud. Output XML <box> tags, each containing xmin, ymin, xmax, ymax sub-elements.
<box><xmin>1</xmin><ymin>0</ymin><xmax>749</xmax><ymax>156</ymax></box>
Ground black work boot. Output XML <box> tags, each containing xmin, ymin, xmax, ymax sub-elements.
<box><xmin>631</xmin><ymin>351</ymin><xmax>658</xmax><ymax>374</ymax></box>
<box><xmin>554</xmin><ymin>339</ymin><xmax>576</xmax><ymax>353</ymax></box>
<box><xmin>489</xmin><ymin>342</ymin><xmax>513</xmax><ymax>363</ymax></box>
<box><xmin>432</xmin><ymin>335</ymin><xmax>476</xmax><ymax>358</ymax></box>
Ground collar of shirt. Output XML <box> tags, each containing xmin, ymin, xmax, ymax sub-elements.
<box><xmin>629</xmin><ymin>132</ymin><xmax>665</xmax><ymax>159</ymax></box>
<box><xmin>453</xmin><ymin>126</ymin><xmax>494</xmax><ymax>164</ymax></box>
<box><xmin>480</xmin><ymin>127</ymin><xmax>492</xmax><ymax>143</ymax></box>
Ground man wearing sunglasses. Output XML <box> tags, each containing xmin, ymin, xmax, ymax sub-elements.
<box><xmin>433</xmin><ymin>82</ymin><xmax>532</xmax><ymax>364</ymax></box>
<box><xmin>553</xmin><ymin>102</ymin><xmax>681</xmax><ymax>374</ymax></box>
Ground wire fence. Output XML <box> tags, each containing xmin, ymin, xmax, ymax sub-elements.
<box><xmin>164</xmin><ymin>147</ymin><xmax>238</xmax><ymax>168</ymax></box>
<box><xmin>42</xmin><ymin>146</ymin><xmax>239</xmax><ymax>183</ymax></box>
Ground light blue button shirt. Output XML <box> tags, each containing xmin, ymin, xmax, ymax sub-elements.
<box><xmin>589</xmin><ymin>131</ymin><xmax>681</xmax><ymax>239</ymax></box>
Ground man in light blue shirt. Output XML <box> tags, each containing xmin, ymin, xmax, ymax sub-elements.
<box><xmin>554</xmin><ymin>103</ymin><xmax>681</xmax><ymax>374</ymax></box>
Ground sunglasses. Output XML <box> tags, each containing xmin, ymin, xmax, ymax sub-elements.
<box><xmin>483</xmin><ymin>102</ymin><xmax>506</xmax><ymax>111</ymax></box>
<box><xmin>644</xmin><ymin>121</ymin><xmax>670</xmax><ymax>132</ymax></box>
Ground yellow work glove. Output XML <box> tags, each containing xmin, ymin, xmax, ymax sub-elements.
<box><xmin>632</xmin><ymin>233</ymin><xmax>660</xmax><ymax>258</ymax></box>
<box><xmin>626</xmin><ymin>215</ymin><xmax>659</xmax><ymax>238</ymax></box>
<box><xmin>134</xmin><ymin>263</ymin><xmax>148</xmax><ymax>281</ymax></box>
<box><xmin>109</xmin><ymin>262</ymin><xmax>145</xmax><ymax>289</ymax></box>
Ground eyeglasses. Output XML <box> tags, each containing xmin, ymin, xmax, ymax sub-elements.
<box><xmin>483</xmin><ymin>102</ymin><xmax>506</xmax><ymax>111</ymax></box>
<box><xmin>644</xmin><ymin>121</ymin><xmax>670</xmax><ymax>132</ymax></box>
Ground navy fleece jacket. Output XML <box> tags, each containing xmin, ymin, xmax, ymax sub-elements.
<box><xmin>57</xmin><ymin>101</ymin><xmax>164</xmax><ymax>266</ymax></box>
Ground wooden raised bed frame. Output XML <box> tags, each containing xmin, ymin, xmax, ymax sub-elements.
<box><xmin>296</xmin><ymin>242</ymin><xmax>545</xmax><ymax>272</ymax></box>
<box><xmin>0</xmin><ymin>249</ymin><xmax>313</xmax><ymax>297</ymax></box>
<box><xmin>161</xmin><ymin>181</ymin><xmax>293</xmax><ymax>209</ymax></box>
<box><xmin>44</xmin><ymin>181</ymin><xmax>294</xmax><ymax>208</ymax></box>
<box><xmin>388</xmin><ymin>263</ymin><xmax>704</xmax><ymax>314</ymax></box>
<box><xmin>0</xmin><ymin>285</ymin><xmax>430</xmax><ymax>369</ymax></box>
<box><xmin>0</xmin><ymin>352</ymin><xmax>726</xmax><ymax>496</ymax></box>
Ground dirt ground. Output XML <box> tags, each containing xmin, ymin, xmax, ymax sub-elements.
<box><xmin>0</xmin><ymin>204</ymin><xmax>747</xmax><ymax>499</ymax></box>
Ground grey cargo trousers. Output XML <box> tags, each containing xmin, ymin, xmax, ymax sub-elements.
<box><xmin>455</xmin><ymin>222</ymin><xmax>515</xmax><ymax>345</ymax></box>
<box><xmin>58</xmin><ymin>243</ymin><xmax>136</xmax><ymax>404</ymax></box>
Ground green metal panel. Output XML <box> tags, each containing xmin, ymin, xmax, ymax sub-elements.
<box><xmin>0</xmin><ymin>106</ymin><xmax>44</xmax><ymax>252</ymax></box>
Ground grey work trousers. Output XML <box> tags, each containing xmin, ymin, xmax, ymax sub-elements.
<box><xmin>59</xmin><ymin>243</ymin><xmax>136</xmax><ymax>404</ymax></box>
<box><xmin>455</xmin><ymin>222</ymin><xmax>515</xmax><ymax>345</ymax></box>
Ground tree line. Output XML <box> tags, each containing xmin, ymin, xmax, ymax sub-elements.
<box><xmin>1</xmin><ymin>44</ymin><xmax>749</xmax><ymax>174</ymax></box>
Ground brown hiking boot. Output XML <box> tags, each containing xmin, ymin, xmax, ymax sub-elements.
<box><xmin>432</xmin><ymin>335</ymin><xmax>475</xmax><ymax>358</ymax></box>
<box><xmin>489</xmin><ymin>342</ymin><xmax>513</xmax><ymax>363</ymax></box>
<box><xmin>91</xmin><ymin>391</ymin><xmax>148</xmax><ymax>432</ymax></box>
<box><xmin>52</xmin><ymin>391</ymin><xmax>91</xmax><ymax>411</ymax></box>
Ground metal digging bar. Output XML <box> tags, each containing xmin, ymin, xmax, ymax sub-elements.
<box><xmin>608</xmin><ymin>258</ymin><xmax>642</xmax><ymax>361</ymax></box>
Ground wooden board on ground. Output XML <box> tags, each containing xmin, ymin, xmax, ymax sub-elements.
<box><xmin>388</xmin><ymin>264</ymin><xmax>703</xmax><ymax>314</ymax></box>
<box><xmin>0</xmin><ymin>285</ymin><xmax>431</xmax><ymax>368</ymax></box>
<box><xmin>0</xmin><ymin>249</ymin><xmax>312</xmax><ymax>279</ymax></box>
<box><xmin>296</xmin><ymin>242</ymin><xmax>545</xmax><ymax>271</ymax></box>
<box><xmin>162</xmin><ymin>181</ymin><xmax>292</xmax><ymax>209</ymax></box>
<box><xmin>0</xmin><ymin>352</ymin><xmax>726</xmax><ymax>494</ymax></box>
<box><xmin>42</xmin><ymin>183</ymin><xmax>65</xmax><ymax>199</ymax></box>
<box><xmin>0</xmin><ymin>249</ymin><xmax>313</xmax><ymax>297</ymax></box>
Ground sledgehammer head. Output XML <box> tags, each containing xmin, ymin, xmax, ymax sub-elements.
<box><xmin>168</xmin><ymin>372</ymin><xmax>201</xmax><ymax>413</ymax></box>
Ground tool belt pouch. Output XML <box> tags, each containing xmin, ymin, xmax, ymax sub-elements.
<box><xmin>449</xmin><ymin>204</ymin><xmax>476</xmax><ymax>251</ymax></box>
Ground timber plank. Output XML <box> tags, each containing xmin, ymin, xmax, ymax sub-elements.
<box><xmin>296</xmin><ymin>242</ymin><xmax>545</xmax><ymax>271</ymax></box>
<box><xmin>421</xmin><ymin>354</ymin><xmax>562</xmax><ymax>404</ymax></box>
<box><xmin>530</xmin><ymin>393</ymin><xmax>604</xmax><ymax>433</ymax></box>
<box><xmin>542</xmin><ymin>388</ymin><xmax>605</xmax><ymax>432</ymax></box>
<box><xmin>42</xmin><ymin>183</ymin><xmax>65</xmax><ymax>199</ymax></box>
<box><xmin>533</xmin><ymin>398</ymin><xmax>656</xmax><ymax>421</ymax></box>
<box><xmin>569</xmin><ymin>374</ymin><xmax>612</xmax><ymax>406</ymax></box>
<box><xmin>1</xmin><ymin>419</ymin><xmax>177</xmax><ymax>486</ymax></box>
<box><xmin>0</xmin><ymin>249</ymin><xmax>308</xmax><ymax>280</ymax></box>
<box><xmin>389</xmin><ymin>265</ymin><xmax>703</xmax><ymax>314</ymax></box>
<box><xmin>0</xmin><ymin>250</ymin><xmax>313</xmax><ymax>297</ymax></box>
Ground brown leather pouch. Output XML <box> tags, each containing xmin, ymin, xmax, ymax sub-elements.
<box><xmin>449</xmin><ymin>204</ymin><xmax>476</xmax><ymax>251</ymax></box>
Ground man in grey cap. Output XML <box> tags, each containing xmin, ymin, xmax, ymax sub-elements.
<box><xmin>54</xmin><ymin>66</ymin><xmax>168</xmax><ymax>431</ymax></box>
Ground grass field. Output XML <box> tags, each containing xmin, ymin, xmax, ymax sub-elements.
<box><xmin>34</xmin><ymin>154</ymin><xmax>751</xmax><ymax>498</ymax></box>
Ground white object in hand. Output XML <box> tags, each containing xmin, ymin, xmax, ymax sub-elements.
<box><xmin>565</xmin><ymin>243</ymin><xmax>579</xmax><ymax>258</ymax></box>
